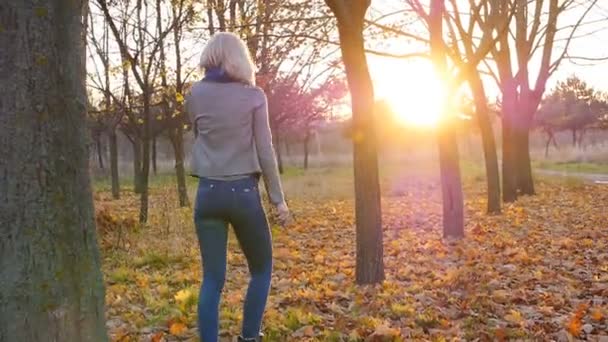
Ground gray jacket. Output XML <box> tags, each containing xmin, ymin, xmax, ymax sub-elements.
<box><xmin>186</xmin><ymin>80</ymin><xmax>285</xmax><ymax>205</ymax></box>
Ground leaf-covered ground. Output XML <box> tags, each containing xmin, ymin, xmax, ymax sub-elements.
<box><xmin>96</xmin><ymin>170</ymin><xmax>608</xmax><ymax>341</ymax></box>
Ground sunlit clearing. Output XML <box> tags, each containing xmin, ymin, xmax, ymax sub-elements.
<box><xmin>374</xmin><ymin>61</ymin><xmax>447</xmax><ymax>127</ymax></box>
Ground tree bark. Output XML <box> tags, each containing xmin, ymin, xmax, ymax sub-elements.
<box><xmin>109</xmin><ymin>129</ymin><xmax>120</xmax><ymax>199</ymax></box>
<box><xmin>139</xmin><ymin>92</ymin><xmax>152</xmax><ymax>223</ymax></box>
<box><xmin>0</xmin><ymin>0</ymin><xmax>107</xmax><ymax>340</ymax></box>
<box><xmin>96</xmin><ymin>134</ymin><xmax>105</xmax><ymax>170</ymax></box>
<box><xmin>430</xmin><ymin>0</ymin><xmax>464</xmax><ymax>238</ymax></box>
<box><xmin>169</xmin><ymin>127</ymin><xmax>190</xmax><ymax>207</ymax></box>
<box><xmin>303</xmin><ymin>129</ymin><xmax>311</xmax><ymax>169</ymax></box>
<box><xmin>132</xmin><ymin>137</ymin><xmax>144</xmax><ymax>194</ymax></box>
<box><xmin>469</xmin><ymin>74</ymin><xmax>501</xmax><ymax>214</ymax></box>
<box><xmin>273</xmin><ymin>130</ymin><xmax>284</xmax><ymax>174</ymax></box>
<box><xmin>152</xmin><ymin>135</ymin><xmax>158</xmax><ymax>175</ymax></box>
<box><xmin>326</xmin><ymin>0</ymin><xmax>384</xmax><ymax>284</ymax></box>
<box><xmin>501</xmin><ymin>91</ymin><xmax>519</xmax><ymax>203</ymax></box>
<box><xmin>515</xmin><ymin>128</ymin><xmax>535</xmax><ymax>195</ymax></box>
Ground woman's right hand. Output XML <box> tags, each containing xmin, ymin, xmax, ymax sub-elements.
<box><xmin>276</xmin><ymin>202</ymin><xmax>292</xmax><ymax>227</ymax></box>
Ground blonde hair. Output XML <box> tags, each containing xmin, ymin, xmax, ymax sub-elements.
<box><xmin>199</xmin><ymin>32</ymin><xmax>256</xmax><ymax>85</ymax></box>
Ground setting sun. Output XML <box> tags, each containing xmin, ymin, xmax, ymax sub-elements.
<box><xmin>373</xmin><ymin>60</ymin><xmax>447</xmax><ymax>127</ymax></box>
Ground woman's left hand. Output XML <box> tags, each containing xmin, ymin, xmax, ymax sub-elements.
<box><xmin>276</xmin><ymin>202</ymin><xmax>293</xmax><ymax>227</ymax></box>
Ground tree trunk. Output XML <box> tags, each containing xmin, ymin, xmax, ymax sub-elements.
<box><xmin>139</xmin><ymin>92</ymin><xmax>152</xmax><ymax>223</ymax></box>
<box><xmin>545</xmin><ymin>133</ymin><xmax>552</xmax><ymax>158</ymax></box>
<box><xmin>469</xmin><ymin>74</ymin><xmax>500</xmax><ymax>214</ymax></box>
<box><xmin>327</xmin><ymin>0</ymin><xmax>384</xmax><ymax>284</ymax></box>
<box><xmin>96</xmin><ymin>135</ymin><xmax>105</xmax><ymax>170</ymax></box>
<box><xmin>132</xmin><ymin>137</ymin><xmax>144</xmax><ymax>194</ymax></box>
<box><xmin>169</xmin><ymin>127</ymin><xmax>190</xmax><ymax>207</ymax></box>
<box><xmin>515</xmin><ymin>128</ymin><xmax>535</xmax><ymax>195</ymax></box>
<box><xmin>437</xmin><ymin>126</ymin><xmax>465</xmax><ymax>238</ymax></box>
<box><xmin>572</xmin><ymin>129</ymin><xmax>577</xmax><ymax>147</ymax></box>
<box><xmin>273</xmin><ymin>131</ymin><xmax>284</xmax><ymax>174</ymax></box>
<box><xmin>109</xmin><ymin>129</ymin><xmax>120</xmax><ymax>199</ymax></box>
<box><xmin>303</xmin><ymin>130</ymin><xmax>310</xmax><ymax>169</ymax></box>
<box><xmin>501</xmin><ymin>99</ymin><xmax>519</xmax><ymax>203</ymax></box>
<box><xmin>152</xmin><ymin>135</ymin><xmax>158</xmax><ymax>175</ymax></box>
<box><xmin>0</xmin><ymin>0</ymin><xmax>107</xmax><ymax>340</ymax></box>
<box><xmin>430</xmin><ymin>0</ymin><xmax>464</xmax><ymax>238</ymax></box>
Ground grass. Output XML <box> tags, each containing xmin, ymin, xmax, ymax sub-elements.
<box><xmin>534</xmin><ymin>160</ymin><xmax>608</xmax><ymax>174</ymax></box>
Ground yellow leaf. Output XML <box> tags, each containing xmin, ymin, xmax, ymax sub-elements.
<box><xmin>169</xmin><ymin>322</ymin><xmax>187</xmax><ymax>336</ymax></box>
<box><xmin>174</xmin><ymin>289</ymin><xmax>192</xmax><ymax>304</ymax></box>
<box><xmin>505</xmin><ymin>310</ymin><xmax>524</xmax><ymax>325</ymax></box>
<box><xmin>175</xmin><ymin>92</ymin><xmax>184</xmax><ymax>103</ymax></box>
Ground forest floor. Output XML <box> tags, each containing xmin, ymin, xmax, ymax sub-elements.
<box><xmin>96</xmin><ymin>165</ymin><xmax>608</xmax><ymax>341</ymax></box>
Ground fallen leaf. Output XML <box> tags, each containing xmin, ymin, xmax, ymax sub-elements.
<box><xmin>169</xmin><ymin>322</ymin><xmax>187</xmax><ymax>336</ymax></box>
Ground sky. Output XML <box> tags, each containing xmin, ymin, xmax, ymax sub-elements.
<box><xmin>367</xmin><ymin>0</ymin><xmax>608</xmax><ymax>104</ymax></box>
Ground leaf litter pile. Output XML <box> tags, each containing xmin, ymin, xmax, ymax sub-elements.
<box><xmin>96</xmin><ymin>175</ymin><xmax>608</xmax><ymax>341</ymax></box>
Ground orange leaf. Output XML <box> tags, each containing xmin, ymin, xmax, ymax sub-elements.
<box><xmin>151</xmin><ymin>331</ymin><xmax>165</xmax><ymax>342</ymax></box>
<box><xmin>567</xmin><ymin>316</ymin><xmax>582</xmax><ymax>337</ymax></box>
<box><xmin>591</xmin><ymin>307</ymin><xmax>604</xmax><ymax>322</ymax></box>
<box><xmin>169</xmin><ymin>322</ymin><xmax>187</xmax><ymax>336</ymax></box>
<box><xmin>494</xmin><ymin>327</ymin><xmax>507</xmax><ymax>341</ymax></box>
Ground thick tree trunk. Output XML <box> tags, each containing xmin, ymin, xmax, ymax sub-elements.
<box><xmin>109</xmin><ymin>129</ymin><xmax>120</xmax><ymax>199</ymax></box>
<box><xmin>0</xmin><ymin>0</ymin><xmax>107</xmax><ymax>340</ymax></box>
<box><xmin>430</xmin><ymin>0</ymin><xmax>464</xmax><ymax>238</ymax></box>
<box><xmin>437</xmin><ymin>126</ymin><xmax>465</xmax><ymax>238</ymax></box>
<box><xmin>327</xmin><ymin>0</ymin><xmax>384</xmax><ymax>284</ymax></box>
<box><xmin>515</xmin><ymin>128</ymin><xmax>535</xmax><ymax>196</ymax></box>
<box><xmin>470</xmin><ymin>75</ymin><xmax>501</xmax><ymax>214</ymax></box>
<box><xmin>169</xmin><ymin>127</ymin><xmax>190</xmax><ymax>207</ymax></box>
<box><xmin>501</xmin><ymin>102</ymin><xmax>519</xmax><ymax>203</ymax></box>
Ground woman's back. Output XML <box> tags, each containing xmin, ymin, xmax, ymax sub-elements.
<box><xmin>188</xmin><ymin>81</ymin><xmax>264</xmax><ymax>177</ymax></box>
<box><xmin>187</xmin><ymin>79</ymin><xmax>284</xmax><ymax>205</ymax></box>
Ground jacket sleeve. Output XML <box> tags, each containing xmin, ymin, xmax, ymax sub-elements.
<box><xmin>252</xmin><ymin>91</ymin><xmax>285</xmax><ymax>205</ymax></box>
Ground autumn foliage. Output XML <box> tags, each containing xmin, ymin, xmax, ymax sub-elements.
<box><xmin>97</xmin><ymin>170</ymin><xmax>608</xmax><ymax>341</ymax></box>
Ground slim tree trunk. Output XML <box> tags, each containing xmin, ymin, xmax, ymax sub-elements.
<box><xmin>132</xmin><ymin>137</ymin><xmax>143</xmax><ymax>194</ymax></box>
<box><xmin>572</xmin><ymin>129</ymin><xmax>577</xmax><ymax>147</ymax></box>
<box><xmin>0</xmin><ymin>0</ymin><xmax>107</xmax><ymax>339</ymax></box>
<box><xmin>139</xmin><ymin>92</ymin><xmax>152</xmax><ymax>223</ymax></box>
<box><xmin>303</xmin><ymin>130</ymin><xmax>311</xmax><ymax>169</ymax></box>
<box><xmin>273</xmin><ymin>131</ymin><xmax>284</xmax><ymax>174</ymax></box>
<box><xmin>326</xmin><ymin>0</ymin><xmax>384</xmax><ymax>284</ymax></box>
<box><xmin>430</xmin><ymin>0</ymin><xmax>464</xmax><ymax>238</ymax></box>
<box><xmin>96</xmin><ymin>135</ymin><xmax>105</xmax><ymax>170</ymax></box>
<box><xmin>545</xmin><ymin>133</ymin><xmax>552</xmax><ymax>158</ymax></box>
<box><xmin>152</xmin><ymin>135</ymin><xmax>158</xmax><ymax>175</ymax></box>
<box><xmin>469</xmin><ymin>74</ymin><xmax>501</xmax><ymax>214</ymax></box>
<box><xmin>170</xmin><ymin>127</ymin><xmax>190</xmax><ymax>207</ymax></box>
<box><xmin>109</xmin><ymin>129</ymin><xmax>120</xmax><ymax>199</ymax></box>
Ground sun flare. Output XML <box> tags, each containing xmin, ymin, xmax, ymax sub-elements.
<box><xmin>373</xmin><ymin>60</ymin><xmax>447</xmax><ymax>127</ymax></box>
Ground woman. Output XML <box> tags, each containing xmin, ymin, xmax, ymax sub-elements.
<box><xmin>186</xmin><ymin>32</ymin><xmax>290</xmax><ymax>342</ymax></box>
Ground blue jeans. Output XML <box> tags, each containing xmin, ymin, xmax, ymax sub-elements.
<box><xmin>194</xmin><ymin>176</ymin><xmax>272</xmax><ymax>342</ymax></box>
